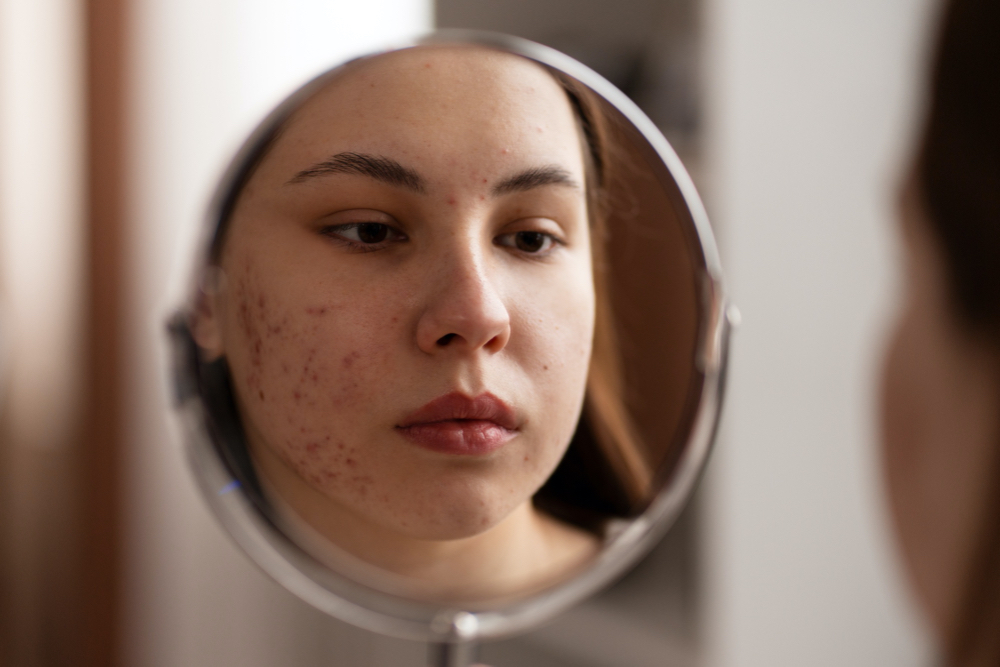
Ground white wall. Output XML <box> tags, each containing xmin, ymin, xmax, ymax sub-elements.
<box><xmin>123</xmin><ymin>3</ymin><xmax>431</xmax><ymax>665</ymax></box>
<box><xmin>703</xmin><ymin>1</ymin><xmax>938</xmax><ymax>665</ymax></box>
<box><xmin>0</xmin><ymin>0</ymin><xmax>83</xmax><ymax>453</ymax></box>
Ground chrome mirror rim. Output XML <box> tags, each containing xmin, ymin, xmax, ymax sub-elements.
<box><xmin>167</xmin><ymin>28</ymin><xmax>730</xmax><ymax>644</ymax></box>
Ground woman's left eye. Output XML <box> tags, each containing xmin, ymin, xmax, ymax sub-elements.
<box><xmin>495</xmin><ymin>230</ymin><xmax>561</xmax><ymax>255</ymax></box>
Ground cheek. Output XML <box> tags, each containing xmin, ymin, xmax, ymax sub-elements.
<box><xmin>224</xmin><ymin>266</ymin><xmax>396</xmax><ymax>476</ymax></box>
<box><xmin>879</xmin><ymin>316</ymin><xmax>922</xmax><ymax>536</ymax></box>
<box><xmin>515</xmin><ymin>271</ymin><xmax>595</xmax><ymax>459</ymax></box>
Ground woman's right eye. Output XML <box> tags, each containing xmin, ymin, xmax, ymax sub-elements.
<box><xmin>320</xmin><ymin>222</ymin><xmax>407</xmax><ymax>251</ymax></box>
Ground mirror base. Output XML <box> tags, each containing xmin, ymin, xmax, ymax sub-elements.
<box><xmin>428</xmin><ymin>640</ymin><xmax>480</xmax><ymax>667</ymax></box>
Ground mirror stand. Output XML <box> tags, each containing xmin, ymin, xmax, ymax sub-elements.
<box><xmin>428</xmin><ymin>640</ymin><xmax>479</xmax><ymax>667</ymax></box>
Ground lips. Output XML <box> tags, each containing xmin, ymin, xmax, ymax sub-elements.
<box><xmin>396</xmin><ymin>392</ymin><xmax>519</xmax><ymax>455</ymax></box>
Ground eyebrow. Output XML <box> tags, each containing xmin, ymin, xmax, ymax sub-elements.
<box><xmin>287</xmin><ymin>151</ymin><xmax>426</xmax><ymax>192</ymax></box>
<box><xmin>491</xmin><ymin>165</ymin><xmax>580</xmax><ymax>197</ymax></box>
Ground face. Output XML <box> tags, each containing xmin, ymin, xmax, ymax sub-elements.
<box><xmin>193</xmin><ymin>46</ymin><xmax>595</xmax><ymax>543</ymax></box>
<box><xmin>879</xmin><ymin>184</ymin><xmax>1000</xmax><ymax>639</ymax></box>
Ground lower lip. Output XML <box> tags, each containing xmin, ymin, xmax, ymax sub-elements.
<box><xmin>397</xmin><ymin>420</ymin><xmax>516</xmax><ymax>455</ymax></box>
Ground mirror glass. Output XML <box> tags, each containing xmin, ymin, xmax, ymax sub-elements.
<box><xmin>167</xmin><ymin>32</ymin><xmax>728</xmax><ymax>645</ymax></box>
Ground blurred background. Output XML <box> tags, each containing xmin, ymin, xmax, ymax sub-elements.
<box><xmin>0</xmin><ymin>0</ymin><xmax>938</xmax><ymax>664</ymax></box>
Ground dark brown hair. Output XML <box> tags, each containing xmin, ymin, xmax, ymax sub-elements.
<box><xmin>535</xmin><ymin>70</ymin><xmax>655</xmax><ymax>522</ymax></box>
<box><xmin>917</xmin><ymin>0</ymin><xmax>1000</xmax><ymax>662</ymax></box>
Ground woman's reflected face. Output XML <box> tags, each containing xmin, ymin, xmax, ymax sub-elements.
<box><xmin>194</xmin><ymin>46</ymin><xmax>595</xmax><ymax>541</ymax></box>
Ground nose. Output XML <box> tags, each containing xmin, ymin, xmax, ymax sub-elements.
<box><xmin>415</xmin><ymin>248</ymin><xmax>511</xmax><ymax>355</ymax></box>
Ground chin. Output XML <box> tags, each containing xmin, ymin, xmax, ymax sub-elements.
<box><xmin>378</xmin><ymin>483</ymin><xmax>525</xmax><ymax>542</ymax></box>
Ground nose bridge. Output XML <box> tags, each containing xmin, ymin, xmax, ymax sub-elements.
<box><xmin>445</xmin><ymin>233</ymin><xmax>493</xmax><ymax>305</ymax></box>
<box><xmin>417</xmin><ymin>229</ymin><xmax>511</xmax><ymax>354</ymax></box>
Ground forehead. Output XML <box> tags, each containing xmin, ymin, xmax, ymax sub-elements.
<box><xmin>257</xmin><ymin>45</ymin><xmax>584</xmax><ymax>183</ymax></box>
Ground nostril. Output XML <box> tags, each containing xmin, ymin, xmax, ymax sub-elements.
<box><xmin>436</xmin><ymin>333</ymin><xmax>457</xmax><ymax>346</ymax></box>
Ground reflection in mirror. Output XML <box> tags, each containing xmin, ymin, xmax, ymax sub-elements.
<box><xmin>168</xmin><ymin>34</ymin><xmax>726</xmax><ymax>651</ymax></box>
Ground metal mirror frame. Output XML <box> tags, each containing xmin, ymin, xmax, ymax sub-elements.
<box><xmin>167</xmin><ymin>29</ymin><xmax>732</xmax><ymax>647</ymax></box>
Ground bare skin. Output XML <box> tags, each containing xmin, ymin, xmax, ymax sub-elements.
<box><xmin>193</xmin><ymin>46</ymin><xmax>599</xmax><ymax>599</ymax></box>
<box><xmin>880</xmin><ymin>183</ymin><xmax>1000</xmax><ymax>641</ymax></box>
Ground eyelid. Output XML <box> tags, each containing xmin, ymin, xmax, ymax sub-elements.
<box><xmin>317</xmin><ymin>208</ymin><xmax>398</xmax><ymax>225</ymax></box>
<box><xmin>494</xmin><ymin>230</ymin><xmax>565</xmax><ymax>256</ymax></box>
<box><xmin>501</xmin><ymin>216</ymin><xmax>568</xmax><ymax>241</ymax></box>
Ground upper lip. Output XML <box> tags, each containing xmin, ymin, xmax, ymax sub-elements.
<box><xmin>397</xmin><ymin>392</ymin><xmax>519</xmax><ymax>430</ymax></box>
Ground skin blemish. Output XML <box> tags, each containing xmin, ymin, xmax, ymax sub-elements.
<box><xmin>258</xmin><ymin>390</ymin><xmax>265</xmax><ymax>400</ymax></box>
<box><xmin>342</xmin><ymin>351</ymin><xmax>360</xmax><ymax>369</ymax></box>
<box><xmin>305</xmin><ymin>306</ymin><xmax>328</xmax><ymax>316</ymax></box>
<box><xmin>346</xmin><ymin>458</ymin><xmax>357</xmax><ymax>467</ymax></box>
<box><xmin>543</xmin><ymin>365</ymin><xmax>549</xmax><ymax>370</ymax></box>
<box><xmin>447</xmin><ymin>196</ymin><xmax>456</xmax><ymax>206</ymax></box>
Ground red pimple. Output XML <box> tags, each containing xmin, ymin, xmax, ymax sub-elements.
<box><xmin>342</xmin><ymin>351</ymin><xmax>359</xmax><ymax>369</ymax></box>
<box><xmin>345</xmin><ymin>458</ymin><xmax>357</xmax><ymax>467</ymax></box>
<box><xmin>258</xmin><ymin>390</ymin><xmax>265</xmax><ymax>401</ymax></box>
<box><xmin>447</xmin><ymin>196</ymin><xmax>456</xmax><ymax>206</ymax></box>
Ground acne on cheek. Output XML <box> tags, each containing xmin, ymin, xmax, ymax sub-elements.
<box><xmin>278</xmin><ymin>435</ymin><xmax>377</xmax><ymax>499</ymax></box>
<box><xmin>233</xmin><ymin>272</ymin><xmax>379</xmax><ymax>412</ymax></box>
<box><xmin>230</xmin><ymin>274</ymin><xmax>397</xmax><ymax>508</ymax></box>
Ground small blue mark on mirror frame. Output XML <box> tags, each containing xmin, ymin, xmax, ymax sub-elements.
<box><xmin>218</xmin><ymin>480</ymin><xmax>241</xmax><ymax>496</ymax></box>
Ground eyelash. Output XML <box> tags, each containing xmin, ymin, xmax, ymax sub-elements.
<box><xmin>320</xmin><ymin>222</ymin><xmax>407</xmax><ymax>252</ymax></box>
<box><xmin>320</xmin><ymin>222</ymin><xmax>565</xmax><ymax>257</ymax></box>
<box><xmin>494</xmin><ymin>230</ymin><xmax>564</xmax><ymax>257</ymax></box>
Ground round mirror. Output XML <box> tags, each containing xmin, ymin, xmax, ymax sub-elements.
<box><xmin>166</xmin><ymin>30</ymin><xmax>730</xmax><ymax>663</ymax></box>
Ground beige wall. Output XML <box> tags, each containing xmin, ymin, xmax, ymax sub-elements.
<box><xmin>703</xmin><ymin>0</ymin><xmax>937</xmax><ymax>665</ymax></box>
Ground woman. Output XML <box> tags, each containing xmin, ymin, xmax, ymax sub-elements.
<box><xmin>880</xmin><ymin>0</ymin><xmax>1000</xmax><ymax>662</ymax></box>
<box><xmin>186</xmin><ymin>44</ymin><xmax>653</xmax><ymax>601</ymax></box>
